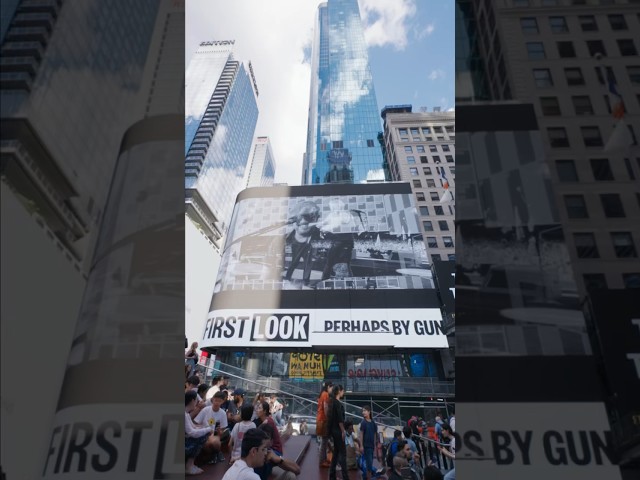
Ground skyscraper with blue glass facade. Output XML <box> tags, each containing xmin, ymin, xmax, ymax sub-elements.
<box><xmin>185</xmin><ymin>40</ymin><xmax>259</xmax><ymax>249</ymax></box>
<box><xmin>302</xmin><ymin>0</ymin><xmax>388</xmax><ymax>186</ymax></box>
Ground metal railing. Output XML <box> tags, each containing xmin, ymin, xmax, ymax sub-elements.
<box><xmin>196</xmin><ymin>361</ymin><xmax>456</xmax><ymax>473</ymax></box>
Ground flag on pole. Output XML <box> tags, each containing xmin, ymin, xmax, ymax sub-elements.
<box><xmin>439</xmin><ymin>167</ymin><xmax>454</xmax><ymax>204</ymax></box>
<box><xmin>603</xmin><ymin>66</ymin><xmax>634</xmax><ymax>152</ymax></box>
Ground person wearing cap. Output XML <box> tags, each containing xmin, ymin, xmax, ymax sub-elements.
<box><xmin>227</xmin><ymin>388</ymin><xmax>247</xmax><ymax>430</ymax></box>
<box><xmin>283</xmin><ymin>201</ymin><xmax>322</xmax><ymax>286</ymax></box>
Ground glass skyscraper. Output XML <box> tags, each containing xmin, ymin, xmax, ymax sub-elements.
<box><xmin>185</xmin><ymin>40</ymin><xmax>259</xmax><ymax>248</ymax></box>
<box><xmin>302</xmin><ymin>0</ymin><xmax>387</xmax><ymax>185</ymax></box>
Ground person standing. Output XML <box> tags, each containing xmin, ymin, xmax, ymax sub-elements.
<box><xmin>437</xmin><ymin>424</ymin><xmax>455</xmax><ymax>480</ymax></box>
<box><xmin>316</xmin><ymin>381</ymin><xmax>332</xmax><ymax>467</ymax></box>
<box><xmin>359</xmin><ymin>405</ymin><xmax>384</xmax><ymax>478</ymax></box>
<box><xmin>328</xmin><ymin>385</ymin><xmax>349</xmax><ymax>480</ymax></box>
<box><xmin>185</xmin><ymin>342</ymin><xmax>198</xmax><ymax>378</ymax></box>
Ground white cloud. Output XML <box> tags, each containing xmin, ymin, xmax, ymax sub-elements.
<box><xmin>360</xmin><ymin>0</ymin><xmax>417</xmax><ymax>50</ymax></box>
<box><xmin>416</xmin><ymin>22</ymin><xmax>435</xmax><ymax>39</ymax></box>
<box><xmin>428</xmin><ymin>69</ymin><xmax>446</xmax><ymax>81</ymax></box>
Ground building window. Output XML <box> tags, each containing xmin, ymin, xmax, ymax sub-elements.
<box><xmin>586</xmin><ymin>40</ymin><xmax>606</xmax><ymax>57</ymax></box>
<box><xmin>548</xmin><ymin>127</ymin><xmax>570</xmax><ymax>147</ymax></box>
<box><xmin>332</xmin><ymin>140</ymin><xmax>343</xmax><ymax>149</ymax></box>
<box><xmin>426</xmin><ymin>179</ymin><xmax>436</xmax><ymax>187</ymax></box>
<box><xmin>404</xmin><ymin>146</ymin><xmax>413</xmax><ymax>153</ymax></box>
<box><xmin>433</xmin><ymin>155</ymin><xmax>441</xmax><ymax>164</ymax></box>
<box><xmin>427</xmin><ymin>237</ymin><xmax>438</xmax><ymax>248</ymax></box>
<box><xmin>430</xmin><ymin>192</ymin><xmax>440</xmax><ymax>201</ymax></box>
<box><xmin>572</xmin><ymin>96</ymin><xmax>593</xmax><ymax>115</ymax></box>
<box><xmin>416</xmin><ymin>145</ymin><xmax>425</xmax><ymax>153</ymax></box>
<box><xmin>564</xmin><ymin>194</ymin><xmax>588</xmax><ymax>218</ymax></box>
<box><xmin>579</xmin><ymin>15</ymin><xmax>598</xmax><ymax>32</ymax></box>
<box><xmin>442</xmin><ymin>145</ymin><xmax>451</xmax><ymax>152</ymax></box>
<box><xmin>445</xmin><ymin>155</ymin><xmax>454</xmax><ymax>163</ymax></box>
<box><xmin>399</xmin><ymin>128</ymin><xmax>408</xmax><ymax>136</ymax></box>
<box><xmin>420</xmin><ymin>156</ymin><xmax>428</xmax><ymax>164</ymax></box>
<box><xmin>611</xmin><ymin>232</ymin><xmax>637</xmax><ymax>257</ymax></box>
<box><xmin>540</xmin><ymin>97</ymin><xmax>561</xmax><ymax>115</ymax></box>
<box><xmin>583</xmin><ymin>273</ymin><xmax>608</xmax><ymax>292</ymax></box>
<box><xmin>521</xmin><ymin>17</ymin><xmax>539</xmax><ymax>34</ymax></box>
<box><xmin>549</xmin><ymin>16</ymin><xmax>569</xmax><ymax>33</ymax></box>
<box><xmin>407</xmin><ymin>156</ymin><xmax>416</xmax><ymax>164</ymax></box>
<box><xmin>422</xmin><ymin>127</ymin><xmax>431</xmax><ymax>135</ymax></box>
<box><xmin>581</xmin><ymin>126</ymin><xmax>603</xmax><ymax>147</ymax></box>
<box><xmin>622</xmin><ymin>273</ymin><xmax>640</xmax><ymax>289</ymax></box>
<box><xmin>628</xmin><ymin>66</ymin><xmax>640</xmax><ymax>84</ymax></box>
<box><xmin>410</xmin><ymin>128</ymin><xmax>420</xmax><ymax>136</ymax></box>
<box><xmin>413</xmin><ymin>179</ymin><xmax>422</xmax><ymax>188</ymax></box>
<box><xmin>434</xmin><ymin>206</ymin><xmax>445</xmax><ymax>215</ymax></box>
<box><xmin>431</xmin><ymin>254</ymin><xmax>442</xmax><ymax>261</ymax></box>
<box><xmin>423</xmin><ymin>221</ymin><xmax>433</xmax><ymax>231</ymax></box>
<box><xmin>367</xmin><ymin>139</ymin><xmax>375</xmax><ymax>147</ymax></box>
<box><xmin>445</xmin><ymin>125</ymin><xmax>454</xmax><ymax>133</ymax></box>
<box><xmin>600</xmin><ymin>193</ymin><xmax>625</xmax><ymax>217</ymax></box>
<box><xmin>565</xmin><ymin>67</ymin><xmax>585</xmax><ymax>86</ymax></box>
<box><xmin>534</xmin><ymin>69</ymin><xmax>553</xmax><ymax>87</ymax></box>
<box><xmin>416</xmin><ymin>192</ymin><xmax>426</xmax><ymax>201</ymax></box>
<box><xmin>438</xmin><ymin>220</ymin><xmax>449</xmax><ymax>231</ymax></box>
<box><xmin>526</xmin><ymin>42</ymin><xmax>546</xmax><ymax>59</ymax></box>
<box><xmin>448</xmin><ymin>254</ymin><xmax>456</xmax><ymax>261</ymax></box>
<box><xmin>590</xmin><ymin>159</ymin><xmax>614</xmax><ymax>181</ymax></box>
<box><xmin>556</xmin><ymin>160</ymin><xmax>578</xmax><ymax>182</ymax></box>
<box><xmin>574</xmin><ymin>233</ymin><xmax>599</xmax><ymax>258</ymax></box>
<box><xmin>557</xmin><ymin>41</ymin><xmax>576</xmax><ymax>58</ymax></box>
<box><xmin>429</xmin><ymin>145</ymin><xmax>438</xmax><ymax>152</ymax></box>
<box><xmin>443</xmin><ymin>236</ymin><xmax>454</xmax><ymax>248</ymax></box>
<box><xmin>618</xmin><ymin>39</ymin><xmax>638</xmax><ymax>56</ymax></box>
<box><xmin>419</xmin><ymin>206</ymin><xmax>429</xmax><ymax>216</ymax></box>
<box><xmin>608</xmin><ymin>14</ymin><xmax>627</xmax><ymax>30</ymax></box>
<box><xmin>410</xmin><ymin>167</ymin><xmax>419</xmax><ymax>176</ymax></box>
<box><xmin>433</xmin><ymin>126</ymin><xmax>443</xmax><ymax>134</ymax></box>
<box><xmin>423</xmin><ymin>167</ymin><xmax>432</xmax><ymax>175</ymax></box>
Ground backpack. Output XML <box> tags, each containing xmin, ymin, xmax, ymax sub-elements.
<box><xmin>384</xmin><ymin>439</ymin><xmax>398</xmax><ymax>468</ymax></box>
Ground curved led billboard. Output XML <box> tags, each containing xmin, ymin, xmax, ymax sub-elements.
<box><xmin>200</xmin><ymin>183</ymin><xmax>448</xmax><ymax>350</ymax></box>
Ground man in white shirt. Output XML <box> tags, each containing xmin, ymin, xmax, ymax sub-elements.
<box><xmin>195</xmin><ymin>390</ymin><xmax>229</xmax><ymax>463</ymax></box>
<box><xmin>222</xmin><ymin>428</ymin><xmax>269</xmax><ymax>480</ymax></box>
<box><xmin>205</xmin><ymin>376</ymin><xmax>223</xmax><ymax>401</ymax></box>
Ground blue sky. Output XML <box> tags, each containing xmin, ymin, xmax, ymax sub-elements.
<box><xmin>186</xmin><ymin>0</ymin><xmax>454</xmax><ymax>186</ymax></box>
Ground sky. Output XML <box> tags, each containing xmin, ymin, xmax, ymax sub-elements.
<box><xmin>186</xmin><ymin>0</ymin><xmax>454</xmax><ymax>186</ymax></box>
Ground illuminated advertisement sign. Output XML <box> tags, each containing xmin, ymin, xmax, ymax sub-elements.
<box><xmin>201</xmin><ymin>183</ymin><xmax>448</xmax><ymax>350</ymax></box>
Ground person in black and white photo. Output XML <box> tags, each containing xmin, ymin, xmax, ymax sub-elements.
<box><xmin>282</xmin><ymin>200</ymin><xmax>323</xmax><ymax>287</ymax></box>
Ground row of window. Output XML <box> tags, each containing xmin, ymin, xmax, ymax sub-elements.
<box><xmin>423</xmin><ymin>220</ymin><xmax>451</xmax><ymax>232</ymax></box>
<box><xmin>533</xmin><ymin>66</ymin><xmax>640</xmax><ymax>88</ymax></box>
<box><xmin>521</xmin><ymin>14</ymin><xmax>637</xmax><ymax>35</ymax></box>
<box><xmin>547</xmin><ymin>125</ymin><xmax>637</xmax><ymax>148</ymax></box>
<box><xmin>425</xmin><ymin>236</ymin><xmax>455</xmax><ymax>249</ymax></box>
<box><xmin>319</xmin><ymin>139</ymin><xmax>376</xmax><ymax>150</ymax></box>
<box><xmin>404</xmin><ymin>144</ymin><xmax>452</xmax><ymax>153</ymax></box>
<box><xmin>574</xmin><ymin>231</ymin><xmax>637</xmax><ymax>258</ymax></box>
<box><xmin>417</xmin><ymin>204</ymin><xmax>455</xmax><ymax>216</ymax></box>
<box><xmin>540</xmin><ymin>95</ymin><xmax>627</xmax><ymax>116</ymax></box>
<box><xmin>399</xmin><ymin>126</ymin><xmax>454</xmax><ymax>136</ymax></box>
<box><xmin>584</xmin><ymin>272</ymin><xmax>640</xmax><ymax>292</ymax></box>
<box><xmin>432</xmin><ymin>253</ymin><xmax>456</xmax><ymax>262</ymax></box>
<box><xmin>556</xmin><ymin>157</ymin><xmax>637</xmax><ymax>182</ymax></box>
<box><xmin>407</xmin><ymin>155</ymin><xmax>455</xmax><ymax>164</ymax></box>
<box><xmin>564</xmin><ymin>193</ymin><xmax>636</xmax><ymax>218</ymax></box>
<box><xmin>527</xmin><ymin>38</ymin><xmax>638</xmax><ymax>59</ymax></box>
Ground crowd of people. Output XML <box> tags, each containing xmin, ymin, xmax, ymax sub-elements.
<box><xmin>316</xmin><ymin>380</ymin><xmax>456</xmax><ymax>480</ymax></box>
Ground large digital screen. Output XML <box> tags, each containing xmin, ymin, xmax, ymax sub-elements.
<box><xmin>200</xmin><ymin>183</ymin><xmax>448</xmax><ymax>350</ymax></box>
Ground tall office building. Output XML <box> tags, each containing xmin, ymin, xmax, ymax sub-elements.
<box><xmin>457</xmin><ymin>0</ymin><xmax>639</xmax><ymax>294</ymax></box>
<box><xmin>382</xmin><ymin>105</ymin><xmax>456</xmax><ymax>262</ymax></box>
<box><xmin>245</xmin><ymin>136</ymin><xmax>276</xmax><ymax>188</ymax></box>
<box><xmin>302</xmin><ymin>0</ymin><xmax>387</xmax><ymax>185</ymax></box>
<box><xmin>185</xmin><ymin>40</ymin><xmax>259</xmax><ymax>249</ymax></box>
